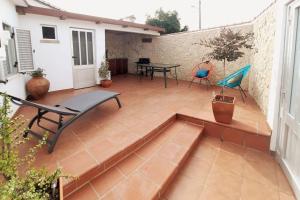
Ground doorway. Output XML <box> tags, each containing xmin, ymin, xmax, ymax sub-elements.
<box><xmin>277</xmin><ymin>0</ymin><xmax>300</xmax><ymax>198</ymax></box>
<box><xmin>71</xmin><ymin>28</ymin><xmax>96</xmax><ymax>89</ymax></box>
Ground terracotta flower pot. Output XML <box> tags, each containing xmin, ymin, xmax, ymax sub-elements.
<box><xmin>212</xmin><ymin>94</ymin><xmax>235</xmax><ymax>124</ymax></box>
<box><xmin>26</xmin><ymin>76</ymin><xmax>50</xmax><ymax>100</ymax></box>
<box><xmin>100</xmin><ymin>79</ymin><xmax>112</xmax><ymax>88</ymax></box>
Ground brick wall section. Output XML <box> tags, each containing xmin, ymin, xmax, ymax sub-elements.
<box><xmin>105</xmin><ymin>3</ymin><xmax>276</xmax><ymax>116</ymax></box>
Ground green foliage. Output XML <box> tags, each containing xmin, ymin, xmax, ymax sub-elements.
<box><xmin>30</xmin><ymin>68</ymin><xmax>46</xmax><ymax>77</ymax></box>
<box><xmin>199</xmin><ymin>28</ymin><xmax>253</xmax><ymax>96</ymax></box>
<box><xmin>0</xmin><ymin>168</ymin><xmax>62</xmax><ymax>200</ymax></box>
<box><xmin>199</xmin><ymin>28</ymin><xmax>253</xmax><ymax>65</ymax></box>
<box><xmin>0</xmin><ymin>94</ymin><xmax>65</xmax><ymax>200</ymax></box>
<box><xmin>98</xmin><ymin>58</ymin><xmax>110</xmax><ymax>79</ymax></box>
<box><xmin>0</xmin><ymin>95</ymin><xmax>28</xmax><ymax>179</ymax></box>
<box><xmin>146</xmin><ymin>8</ymin><xmax>188</xmax><ymax>34</ymax></box>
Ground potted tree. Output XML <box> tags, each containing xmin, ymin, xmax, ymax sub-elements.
<box><xmin>26</xmin><ymin>68</ymin><xmax>50</xmax><ymax>100</ymax></box>
<box><xmin>98</xmin><ymin>59</ymin><xmax>112</xmax><ymax>88</ymax></box>
<box><xmin>200</xmin><ymin>28</ymin><xmax>253</xmax><ymax>124</ymax></box>
<box><xmin>0</xmin><ymin>94</ymin><xmax>67</xmax><ymax>199</ymax></box>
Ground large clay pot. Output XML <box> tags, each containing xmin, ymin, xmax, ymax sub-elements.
<box><xmin>212</xmin><ymin>94</ymin><xmax>235</xmax><ymax>124</ymax></box>
<box><xmin>26</xmin><ymin>76</ymin><xmax>50</xmax><ymax>100</ymax></box>
<box><xmin>100</xmin><ymin>79</ymin><xmax>112</xmax><ymax>88</ymax></box>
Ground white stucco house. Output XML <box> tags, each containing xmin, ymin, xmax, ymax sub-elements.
<box><xmin>0</xmin><ymin>0</ymin><xmax>164</xmax><ymax>110</ymax></box>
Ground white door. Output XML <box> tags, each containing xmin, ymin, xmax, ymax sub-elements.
<box><xmin>277</xmin><ymin>1</ymin><xmax>300</xmax><ymax>198</ymax></box>
<box><xmin>71</xmin><ymin>29</ymin><xmax>96</xmax><ymax>89</ymax></box>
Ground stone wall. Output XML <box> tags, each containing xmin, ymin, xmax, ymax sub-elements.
<box><xmin>105</xmin><ymin>31</ymin><xmax>128</xmax><ymax>59</ymax></box>
<box><xmin>249</xmin><ymin>3</ymin><xmax>276</xmax><ymax>115</ymax></box>
<box><xmin>124</xmin><ymin>25</ymin><xmax>253</xmax><ymax>89</ymax></box>
<box><xmin>105</xmin><ymin>2</ymin><xmax>276</xmax><ymax>116</ymax></box>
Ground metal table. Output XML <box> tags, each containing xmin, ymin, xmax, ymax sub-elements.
<box><xmin>136</xmin><ymin>63</ymin><xmax>180</xmax><ymax>88</ymax></box>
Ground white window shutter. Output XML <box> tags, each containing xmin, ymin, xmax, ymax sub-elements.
<box><xmin>15</xmin><ymin>28</ymin><xmax>34</xmax><ymax>72</ymax></box>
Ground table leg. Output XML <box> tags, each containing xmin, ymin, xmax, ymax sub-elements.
<box><xmin>175</xmin><ymin>67</ymin><xmax>178</xmax><ymax>85</ymax></box>
<box><xmin>146</xmin><ymin>66</ymin><xmax>149</xmax><ymax>77</ymax></box>
<box><xmin>164</xmin><ymin>68</ymin><xmax>167</xmax><ymax>88</ymax></box>
<box><xmin>151</xmin><ymin>67</ymin><xmax>154</xmax><ymax>80</ymax></box>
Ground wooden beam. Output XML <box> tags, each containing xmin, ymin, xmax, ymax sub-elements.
<box><xmin>15</xmin><ymin>6</ymin><xmax>165</xmax><ymax>33</ymax></box>
<box><xmin>16</xmin><ymin>7</ymin><xmax>26</xmax><ymax>15</ymax></box>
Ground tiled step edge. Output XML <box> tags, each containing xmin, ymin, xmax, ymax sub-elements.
<box><xmin>100</xmin><ymin>123</ymin><xmax>204</xmax><ymax>200</ymax></box>
<box><xmin>63</xmin><ymin>114</ymin><xmax>177</xmax><ymax>196</ymax></box>
<box><xmin>176</xmin><ymin>113</ymin><xmax>271</xmax><ymax>152</ymax></box>
<box><xmin>153</xmin><ymin>125</ymin><xmax>204</xmax><ymax>199</ymax></box>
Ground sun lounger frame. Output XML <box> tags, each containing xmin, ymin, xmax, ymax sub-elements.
<box><xmin>4</xmin><ymin>91</ymin><xmax>121</xmax><ymax>153</ymax></box>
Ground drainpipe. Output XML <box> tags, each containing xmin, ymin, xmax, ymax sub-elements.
<box><xmin>199</xmin><ymin>0</ymin><xmax>202</xmax><ymax>30</ymax></box>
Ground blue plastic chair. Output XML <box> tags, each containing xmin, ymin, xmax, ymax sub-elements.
<box><xmin>217</xmin><ymin>64</ymin><xmax>251</xmax><ymax>102</ymax></box>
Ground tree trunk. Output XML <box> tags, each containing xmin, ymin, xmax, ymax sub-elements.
<box><xmin>221</xmin><ymin>59</ymin><xmax>226</xmax><ymax>100</ymax></box>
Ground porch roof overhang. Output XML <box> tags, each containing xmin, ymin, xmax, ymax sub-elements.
<box><xmin>15</xmin><ymin>6</ymin><xmax>165</xmax><ymax>34</ymax></box>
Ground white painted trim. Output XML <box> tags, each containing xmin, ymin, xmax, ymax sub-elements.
<box><xmin>40</xmin><ymin>24</ymin><xmax>58</xmax><ymax>40</ymax></box>
<box><xmin>284</xmin><ymin>1</ymin><xmax>300</xmax><ymax>140</ymax></box>
<box><xmin>271</xmin><ymin>1</ymin><xmax>300</xmax><ymax>198</ymax></box>
<box><xmin>276</xmin><ymin>153</ymin><xmax>300</xmax><ymax>199</ymax></box>
<box><xmin>14</xmin><ymin>27</ymin><xmax>35</xmax><ymax>72</ymax></box>
<box><xmin>269</xmin><ymin>0</ymin><xmax>291</xmax><ymax>150</ymax></box>
<box><xmin>70</xmin><ymin>28</ymin><xmax>96</xmax><ymax>89</ymax></box>
<box><xmin>70</xmin><ymin>28</ymin><xmax>95</xmax><ymax>67</ymax></box>
<box><xmin>102</xmin><ymin>24</ymin><xmax>160</xmax><ymax>36</ymax></box>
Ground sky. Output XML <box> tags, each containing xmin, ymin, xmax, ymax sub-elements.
<box><xmin>46</xmin><ymin>0</ymin><xmax>274</xmax><ymax>30</ymax></box>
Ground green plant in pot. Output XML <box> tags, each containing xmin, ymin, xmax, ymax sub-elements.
<box><xmin>199</xmin><ymin>28</ymin><xmax>253</xmax><ymax>124</ymax></box>
<box><xmin>98</xmin><ymin>59</ymin><xmax>112</xmax><ymax>88</ymax></box>
<box><xmin>0</xmin><ymin>94</ymin><xmax>67</xmax><ymax>199</ymax></box>
<box><xmin>26</xmin><ymin>68</ymin><xmax>50</xmax><ymax>100</ymax></box>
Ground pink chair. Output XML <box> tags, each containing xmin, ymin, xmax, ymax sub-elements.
<box><xmin>189</xmin><ymin>61</ymin><xmax>214</xmax><ymax>89</ymax></box>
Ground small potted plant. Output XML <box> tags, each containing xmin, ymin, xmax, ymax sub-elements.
<box><xmin>98</xmin><ymin>58</ymin><xmax>112</xmax><ymax>88</ymax></box>
<box><xmin>26</xmin><ymin>68</ymin><xmax>50</xmax><ymax>100</ymax></box>
<box><xmin>199</xmin><ymin>28</ymin><xmax>253</xmax><ymax>124</ymax></box>
<box><xmin>0</xmin><ymin>94</ymin><xmax>67</xmax><ymax>199</ymax></box>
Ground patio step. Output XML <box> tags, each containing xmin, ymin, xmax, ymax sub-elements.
<box><xmin>63</xmin><ymin>114</ymin><xmax>177</xmax><ymax>197</ymax></box>
<box><xmin>65</xmin><ymin>120</ymin><xmax>204</xmax><ymax>200</ymax></box>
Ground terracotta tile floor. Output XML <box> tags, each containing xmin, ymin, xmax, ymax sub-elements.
<box><xmin>17</xmin><ymin>75</ymin><xmax>270</xmax><ymax>171</ymax></box>
<box><xmin>162</xmin><ymin>136</ymin><xmax>296</xmax><ymax>200</ymax></box>
<box><xmin>65</xmin><ymin>120</ymin><xmax>203</xmax><ymax>200</ymax></box>
<box><xmin>14</xmin><ymin>75</ymin><xmax>286</xmax><ymax>196</ymax></box>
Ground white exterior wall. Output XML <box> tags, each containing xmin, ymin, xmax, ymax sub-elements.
<box><xmin>18</xmin><ymin>14</ymin><xmax>159</xmax><ymax>92</ymax></box>
<box><xmin>0</xmin><ymin>0</ymin><xmax>160</xmax><ymax>115</ymax></box>
<box><xmin>269</xmin><ymin>1</ymin><xmax>287</xmax><ymax>150</ymax></box>
<box><xmin>18</xmin><ymin>14</ymin><xmax>106</xmax><ymax>91</ymax></box>
<box><xmin>0</xmin><ymin>0</ymin><xmax>26</xmax><ymax>114</ymax></box>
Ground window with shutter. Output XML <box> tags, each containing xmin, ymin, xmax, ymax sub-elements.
<box><xmin>15</xmin><ymin>28</ymin><xmax>34</xmax><ymax>72</ymax></box>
